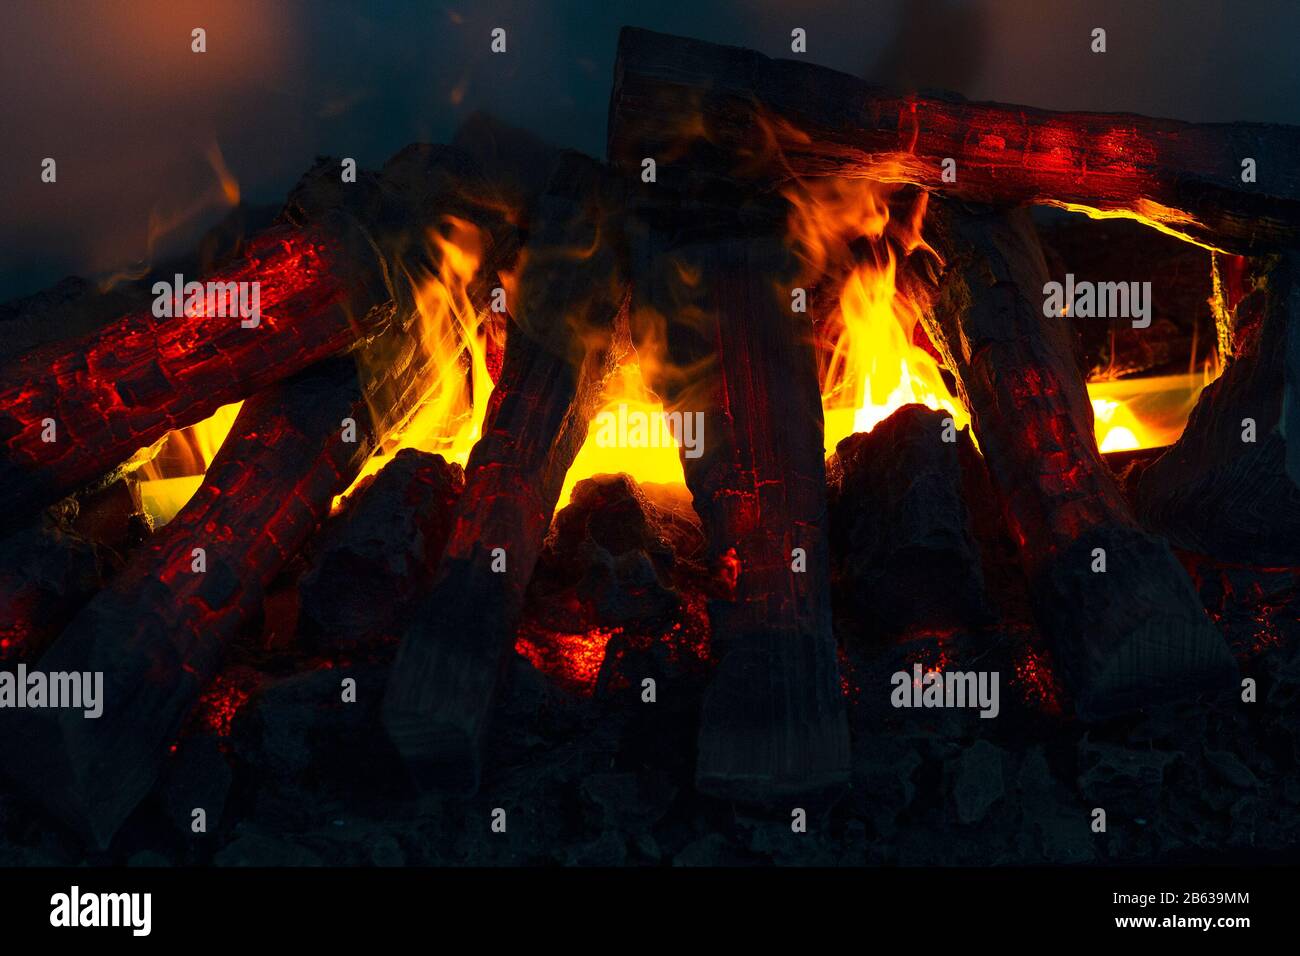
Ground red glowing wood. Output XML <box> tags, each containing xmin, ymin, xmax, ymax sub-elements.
<box><xmin>914</xmin><ymin>201</ymin><xmax>1237</xmax><ymax>718</ymax></box>
<box><xmin>609</xmin><ymin>28</ymin><xmax>1300</xmax><ymax>254</ymax></box>
<box><xmin>382</xmin><ymin>152</ymin><xmax>629</xmax><ymax>792</ymax></box>
<box><xmin>0</xmin><ymin>216</ymin><xmax>389</xmax><ymax>526</ymax></box>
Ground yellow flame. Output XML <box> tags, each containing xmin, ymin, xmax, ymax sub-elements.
<box><xmin>560</xmin><ymin>359</ymin><xmax>686</xmax><ymax>506</ymax></box>
<box><xmin>137</xmin><ymin>401</ymin><xmax>242</xmax><ymax>524</ymax></box>
<box><xmin>1086</xmin><ymin>367</ymin><xmax>1218</xmax><ymax>454</ymax></box>
<box><xmin>332</xmin><ymin>217</ymin><xmax>494</xmax><ymax>508</ymax></box>
<box><xmin>139</xmin><ymin>179</ymin><xmax>1229</xmax><ymax>528</ymax></box>
<box><xmin>783</xmin><ymin>177</ymin><xmax>969</xmax><ymax>453</ymax></box>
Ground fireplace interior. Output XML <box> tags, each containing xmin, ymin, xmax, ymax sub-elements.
<box><xmin>1</xmin><ymin>27</ymin><xmax>1298</xmax><ymax>867</ymax></box>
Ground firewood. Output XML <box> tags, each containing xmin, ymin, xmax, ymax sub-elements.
<box><xmin>0</xmin><ymin>512</ymin><xmax>105</xmax><ymax>665</ymax></box>
<box><xmin>608</xmin><ymin>28</ymin><xmax>1300</xmax><ymax>254</ymax></box>
<box><xmin>0</xmin><ymin>147</ymin><xmax>517</xmax><ymax>845</ymax></box>
<box><xmin>0</xmin><ymin>214</ymin><xmax>389</xmax><ymax>529</ymax></box>
<box><xmin>623</xmin><ymin>194</ymin><xmax>849</xmax><ymax>803</ymax></box>
<box><xmin>382</xmin><ymin>151</ymin><xmax>629</xmax><ymax>792</ymax></box>
<box><xmin>0</xmin><ymin>144</ymin><xmax>518</xmax><ymax>533</ymax></box>
<box><xmin>0</xmin><ymin>355</ymin><xmax>377</xmax><ymax>847</ymax></box>
<box><xmin>1136</xmin><ymin>251</ymin><xmax>1300</xmax><ymax>564</ymax></box>
<box><xmin>299</xmin><ymin>449</ymin><xmax>465</xmax><ymax>641</ymax></box>
<box><xmin>911</xmin><ymin>200</ymin><xmax>1237</xmax><ymax>719</ymax></box>
<box><xmin>826</xmin><ymin>404</ymin><xmax>994</xmax><ymax>635</ymax></box>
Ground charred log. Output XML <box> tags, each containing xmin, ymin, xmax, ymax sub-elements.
<box><xmin>913</xmin><ymin>200</ymin><xmax>1237</xmax><ymax>719</ymax></box>
<box><xmin>0</xmin><ymin>215</ymin><xmax>389</xmax><ymax>529</ymax></box>
<box><xmin>608</xmin><ymin>28</ymin><xmax>1300</xmax><ymax>254</ymax></box>
<box><xmin>0</xmin><ymin>355</ymin><xmax>378</xmax><ymax>847</ymax></box>
<box><xmin>625</xmin><ymin>194</ymin><xmax>849</xmax><ymax>803</ymax></box>
<box><xmin>382</xmin><ymin>151</ymin><xmax>629</xmax><ymax>792</ymax></box>
<box><xmin>299</xmin><ymin>449</ymin><xmax>464</xmax><ymax>641</ymax></box>
<box><xmin>1137</xmin><ymin>251</ymin><xmax>1300</xmax><ymax>564</ymax></box>
<box><xmin>0</xmin><ymin>510</ymin><xmax>105</xmax><ymax>665</ymax></box>
<box><xmin>827</xmin><ymin>404</ymin><xmax>994</xmax><ymax>636</ymax></box>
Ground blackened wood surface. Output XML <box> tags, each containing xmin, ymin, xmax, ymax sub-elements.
<box><xmin>299</xmin><ymin>449</ymin><xmax>465</xmax><ymax>640</ymax></box>
<box><xmin>382</xmin><ymin>152</ymin><xmax>629</xmax><ymax>792</ymax></box>
<box><xmin>0</xmin><ymin>355</ymin><xmax>377</xmax><ymax>847</ymax></box>
<box><xmin>627</xmin><ymin>206</ymin><xmax>849</xmax><ymax>803</ymax></box>
<box><xmin>608</xmin><ymin>27</ymin><xmax>1300</xmax><ymax>254</ymax></box>
<box><xmin>826</xmin><ymin>404</ymin><xmax>993</xmax><ymax>635</ymax></box>
<box><xmin>916</xmin><ymin>201</ymin><xmax>1236</xmax><ymax>719</ymax></box>
<box><xmin>1137</xmin><ymin>251</ymin><xmax>1300</xmax><ymax>564</ymax></box>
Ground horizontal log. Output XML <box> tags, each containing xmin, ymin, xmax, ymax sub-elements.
<box><xmin>608</xmin><ymin>28</ymin><xmax>1300</xmax><ymax>254</ymax></box>
<box><xmin>914</xmin><ymin>200</ymin><xmax>1237</xmax><ymax>719</ymax></box>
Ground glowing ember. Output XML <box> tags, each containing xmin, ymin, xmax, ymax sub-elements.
<box><xmin>193</xmin><ymin>671</ymin><xmax>255</xmax><ymax>738</ymax></box>
<box><xmin>515</xmin><ymin>625</ymin><xmax>621</xmax><ymax>693</ymax></box>
<box><xmin>1010</xmin><ymin>644</ymin><xmax>1064</xmax><ymax>715</ymax></box>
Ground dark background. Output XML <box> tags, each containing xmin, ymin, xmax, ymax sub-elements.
<box><xmin>2</xmin><ymin>0</ymin><xmax>1298</xmax><ymax>302</ymax></box>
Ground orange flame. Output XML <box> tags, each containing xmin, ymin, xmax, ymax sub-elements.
<box><xmin>139</xmin><ymin>169</ymin><xmax>1227</xmax><ymax>528</ymax></box>
<box><xmin>784</xmin><ymin>177</ymin><xmax>969</xmax><ymax>451</ymax></box>
<box><xmin>333</xmin><ymin>215</ymin><xmax>494</xmax><ymax>505</ymax></box>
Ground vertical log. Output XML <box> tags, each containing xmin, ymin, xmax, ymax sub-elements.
<box><xmin>628</xmin><ymin>200</ymin><xmax>849</xmax><ymax>803</ymax></box>
<box><xmin>382</xmin><ymin>152</ymin><xmax>629</xmax><ymax>791</ymax></box>
<box><xmin>914</xmin><ymin>201</ymin><xmax>1237</xmax><ymax>719</ymax></box>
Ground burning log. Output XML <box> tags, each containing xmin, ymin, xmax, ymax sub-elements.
<box><xmin>0</xmin><ymin>147</ymin><xmax>517</xmax><ymax>845</ymax></box>
<box><xmin>1136</xmin><ymin>251</ymin><xmax>1300</xmax><ymax>564</ymax></box>
<box><xmin>624</xmin><ymin>195</ymin><xmax>849</xmax><ymax>802</ymax></box>
<box><xmin>0</xmin><ymin>355</ymin><xmax>378</xmax><ymax>846</ymax></box>
<box><xmin>382</xmin><ymin>151</ymin><xmax>629</xmax><ymax>791</ymax></box>
<box><xmin>0</xmin><ymin>214</ymin><xmax>390</xmax><ymax>529</ymax></box>
<box><xmin>608</xmin><ymin>28</ymin><xmax>1300</xmax><ymax>254</ymax></box>
<box><xmin>911</xmin><ymin>200</ymin><xmax>1237</xmax><ymax>719</ymax></box>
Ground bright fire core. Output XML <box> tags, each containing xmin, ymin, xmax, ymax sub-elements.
<box><xmin>138</xmin><ymin>182</ymin><xmax>1221</xmax><ymax>526</ymax></box>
